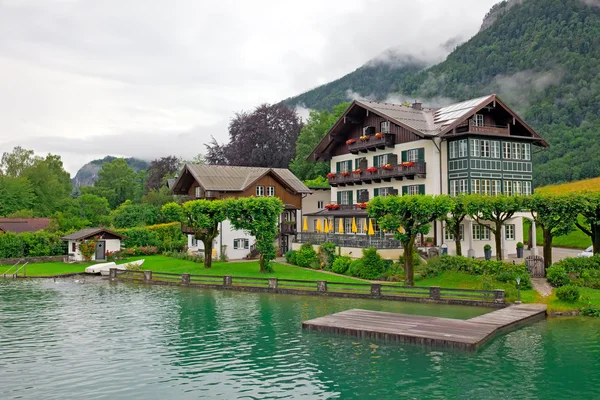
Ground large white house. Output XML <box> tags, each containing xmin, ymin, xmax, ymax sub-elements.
<box><xmin>296</xmin><ymin>94</ymin><xmax>548</xmax><ymax>258</ymax></box>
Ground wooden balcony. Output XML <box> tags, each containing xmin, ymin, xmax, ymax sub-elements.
<box><xmin>280</xmin><ymin>222</ymin><xmax>298</xmax><ymax>235</ymax></box>
<box><xmin>348</xmin><ymin>133</ymin><xmax>395</xmax><ymax>154</ymax></box>
<box><xmin>328</xmin><ymin>162</ymin><xmax>426</xmax><ymax>187</ymax></box>
<box><xmin>452</xmin><ymin>121</ymin><xmax>510</xmax><ymax>136</ymax></box>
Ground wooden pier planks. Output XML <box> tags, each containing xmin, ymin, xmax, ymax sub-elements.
<box><xmin>302</xmin><ymin>304</ymin><xmax>547</xmax><ymax>350</ymax></box>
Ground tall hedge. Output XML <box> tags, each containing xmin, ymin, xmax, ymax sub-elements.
<box><xmin>0</xmin><ymin>231</ymin><xmax>66</xmax><ymax>259</ymax></box>
<box><xmin>117</xmin><ymin>222</ymin><xmax>186</xmax><ymax>251</ymax></box>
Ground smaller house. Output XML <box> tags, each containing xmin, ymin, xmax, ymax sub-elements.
<box><xmin>61</xmin><ymin>228</ymin><xmax>128</xmax><ymax>262</ymax></box>
<box><xmin>0</xmin><ymin>218</ymin><xmax>52</xmax><ymax>234</ymax></box>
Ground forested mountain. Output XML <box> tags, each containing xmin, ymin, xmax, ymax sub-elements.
<box><xmin>72</xmin><ymin>156</ymin><xmax>149</xmax><ymax>187</ymax></box>
<box><xmin>285</xmin><ymin>0</ymin><xmax>600</xmax><ymax>186</ymax></box>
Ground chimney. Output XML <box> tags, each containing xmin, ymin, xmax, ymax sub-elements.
<box><xmin>412</xmin><ymin>101</ymin><xmax>422</xmax><ymax>110</ymax></box>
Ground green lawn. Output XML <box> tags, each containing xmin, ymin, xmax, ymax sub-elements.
<box><xmin>524</xmin><ymin>218</ymin><xmax>591</xmax><ymax>250</ymax></box>
<box><xmin>17</xmin><ymin>255</ymin><xmax>364</xmax><ymax>283</ymax></box>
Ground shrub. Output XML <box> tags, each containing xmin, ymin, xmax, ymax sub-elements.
<box><xmin>285</xmin><ymin>250</ymin><xmax>297</xmax><ymax>265</ymax></box>
<box><xmin>318</xmin><ymin>242</ymin><xmax>337</xmax><ymax>270</ymax></box>
<box><xmin>118</xmin><ymin>222</ymin><xmax>186</xmax><ymax>252</ymax></box>
<box><xmin>554</xmin><ymin>255</ymin><xmax>600</xmax><ymax>273</ymax></box>
<box><xmin>331</xmin><ymin>256</ymin><xmax>352</xmax><ymax>275</ymax></box>
<box><xmin>295</xmin><ymin>244</ymin><xmax>317</xmax><ymax>268</ymax></box>
<box><xmin>0</xmin><ymin>231</ymin><xmax>66</xmax><ymax>259</ymax></box>
<box><xmin>347</xmin><ymin>259</ymin><xmax>364</xmax><ymax>277</ymax></box>
<box><xmin>547</xmin><ymin>265</ymin><xmax>569</xmax><ymax>287</ymax></box>
<box><xmin>348</xmin><ymin>248</ymin><xmax>385</xmax><ymax>280</ymax></box>
<box><xmin>517</xmin><ymin>242</ymin><xmax>524</xmax><ymax>249</ymax></box>
<box><xmin>555</xmin><ymin>285</ymin><xmax>580</xmax><ymax>303</ymax></box>
<box><xmin>484</xmin><ymin>244</ymin><xmax>492</xmax><ymax>251</ymax></box>
<box><xmin>580</xmin><ymin>303</ymin><xmax>600</xmax><ymax>317</ymax></box>
<box><xmin>78</xmin><ymin>239</ymin><xmax>97</xmax><ymax>261</ymax></box>
<box><xmin>163</xmin><ymin>251</ymin><xmax>204</xmax><ymax>264</ymax></box>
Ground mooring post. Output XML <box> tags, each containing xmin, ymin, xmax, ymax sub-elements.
<box><xmin>109</xmin><ymin>268</ymin><xmax>117</xmax><ymax>281</ymax></box>
<box><xmin>429</xmin><ymin>286</ymin><xmax>441</xmax><ymax>300</ymax></box>
<box><xmin>494</xmin><ymin>289</ymin><xmax>505</xmax><ymax>303</ymax></box>
<box><xmin>224</xmin><ymin>276</ymin><xmax>232</xmax><ymax>287</ymax></box>
<box><xmin>268</xmin><ymin>278</ymin><xmax>278</xmax><ymax>289</ymax></box>
<box><xmin>371</xmin><ymin>284</ymin><xmax>381</xmax><ymax>296</ymax></box>
<box><xmin>181</xmin><ymin>274</ymin><xmax>190</xmax><ymax>285</ymax></box>
<box><xmin>143</xmin><ymin>270</ymin><xmax>152</xmax><ymax>282</ymax></box>
<box><xmin>317</xmin><ymin>281</ymin><xmax>327</xmax><ymax>292</ymax></box>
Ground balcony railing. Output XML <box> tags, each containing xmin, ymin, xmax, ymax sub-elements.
<box><xmin>280</xmin><ymin>222</ymin><xmax>298</xmax><ymax>235</ymax></box>
<box><xmin>296</xmin><ymin>232</ymin><xmax>403</xmax><ymax>249</ymax></box>
<box><xmin>348</xmin><ymin>133</ymin><xmax>395</xmax><ymax>154</ymax></box>
<box><xmin>329</xmin><ymin>162</ymin><xmax>426</xmax><ymax>187</ymax></box>
<box><xmin>452</xmin><ymin>121</ymin><xmax>509</xmax><ymax>136</ymax></box>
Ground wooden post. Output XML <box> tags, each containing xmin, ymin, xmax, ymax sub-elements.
<box><xmin>494</xmin><ymin>289</ymin><xmax>505</xmax><ymax>303</ymax></box>
<box><xmin>109</xmin><ymin>268</ymin><xmax>117</xmax><ymax>281</ymax></box>
<box><xmin>143</xmin><ymin>270</ymin><xmax>152</xmax><ymax>282</ymax></box>
<box><xmin>371</xmin><ymin>284</ymin><xmax>381</xmax><ymax>296</ymax></box>
<box><xmin>268</xmin><ymin>278</ymin><xmax>278</xmax><ymax>289</ymax></box>
<box><xmin>181</xmin><ymin>274</ymin><xmax>190</xmax><ymax>285</ymax></box>
<box><xmin>429</xmin><ymin>286</ymin><xmax>441</xmax><ymax>300</ymax></box>
<box><xmin>317</xmin><ymin>281</ymin><xmax>327</xmax><ymax>292</ymax></box>
<box><xmin>224</xmin><ymin>276</ymin><xmax>232</xmax><ymax>287</ymax></box>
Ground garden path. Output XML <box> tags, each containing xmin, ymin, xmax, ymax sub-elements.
<box><xmin>531</xmin><ymin>278</ymin><xmax>553</xmax><ymax>297</ymax></box>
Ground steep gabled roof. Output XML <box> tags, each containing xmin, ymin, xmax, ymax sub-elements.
<box><xmin>61</xmin><ymin>228</ymin><xmax>128</xmax><ymax>241</ymax></box>
<box><xmin>172</xmin><ymin>164</ymin><xmax>311</xmax><ymax>194</ymax></box>
<box><xmin>0</xmin><ymin>218</ymin><xmax>52</xmax><ymax>234</ymax></box>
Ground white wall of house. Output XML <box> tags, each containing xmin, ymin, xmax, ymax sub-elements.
<box><xmin>301</xmin><ymin>189</ymin><xmax>331</xmax><ymax>233</ymax></box>
<box><xmin>68</xmin><ymin>239</ymin><xmax>121</xmax><ymax>262</ymax></box>
<box><xmin>187</xmin><ymin>220</ymin><xmax>255</xmax><ymax>260</ymax></box>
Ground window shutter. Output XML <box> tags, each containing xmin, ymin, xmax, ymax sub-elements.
<box><xmin>418</xmin><ymin>148</ymin><xmax>425</xmax><ymax>162</ymax></box>
<box><xmin>374</xmin><ymin>188</ymin><xmax>380</xmax><ymax>197</ymax></box>
<box><xmin>349</xmin><ymin>191</ymin><xmax>353</xmax><ymax>204</ymax></box>
<box><xmin>337</xmin><ymin>191</ymin><xmax>341</xmax><ymax>204</ymax></box>
<box><xmin>402</xmin><ymin>186</ymin><xmax>408</xmax><ymax>196</ymax></box>
<box><xmin>356</xmin><ymin>189</ymin><xmax>361</xmax><ymax>200</ymax></box>
<box><xmin>419</xmin><ymin>184</ymin><xmax>426</xmax><ymax>195</ymax></box>
<box><xmin>388</xmin><ymin>153</ymin><xmax>398</xmax><ymax>165</ymax></box>
<box><xmin>336</xmin><ymin>162</ymin><xmax>341</xmax><ymax>173</ymax></box>
<box><xmin>401</xmin><ymin>151</ymin><xmax>407</xmax><ymax>163</ymax></box>
<box><xmin>346</xmin><ymin>160</ymin><xmax>352</xmax><ymax>171</ymax></box>
<box><xmin>355</xmin><ymin>159</ymin><xmax>359</xmax><ymax>170</ymax></box>
<box><xmin>373</xmin><ymin>156</ymin><xmax>379</xmax><ymax>168</ymax></box>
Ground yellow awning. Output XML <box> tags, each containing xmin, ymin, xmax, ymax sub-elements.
<box><xmin>352</xmin><ymin>217</ymin><xmax>357</xmax><ymax>233</ymax></box>
<box><xmin>303</xmin><ymin>217</ymin><xmax>308</xmax><ymax>232</ymax></box>
<box><xmin>338</xmin><ymin>218</ymin><xmax>344</xmax><ymax>234</ymax></box>
<box><xmin>368</xmin><ymin>219</ymin><xmax>375</xmax><ymax>236</ymax></box>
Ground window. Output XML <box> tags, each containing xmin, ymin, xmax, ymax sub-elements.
<box><xmin>375</xmin><ymin>154</ymin><xmax>389</xmax><ymax>167</ymax></box>
<box><xmin>340</xmin><ymin>191</ymin><xmax>351</xmax><ymax>205</ymax></box>
<box><xmin>491</xmin><ymin>141</ymin><xmax>501</xmax><ymax>158</ymax></box>
<box><xmin>473</xmin><ymin>114</ymin><xmax>484</xmax><ymax>127</ymax></box>
<box><xmin>71</xmin><ymin>242</ymin><xmax>76</xmax><ymax>252</ymax></box>
<box><xmin>470</xmin><ymin>139</ymin><xmax>480</xmax><ymax>157</ymax></box>
<box><xmin>504</xmin><ymin>180</ymin><xmax>513</xmax><ymax>196</ymax></box>
<box><xmin>481</xmin><ymin>140</ymin><xmax>491</xmax><ymax>158</ymax></box>
<box><xmin>407</xmin><ymin>149</ymin><xmax>419</xmax><ymax>162</ymax></box>
<box><xmin>473</xmin><ymin>224</ymin><xmax>491</xmax><ymax>241</ymax></box>
<box><xmin>317</xmin><ymin>201</ymin><xmax>324</xmax><ymax>209</ymax></box>
<box><xmin>445</xmin><ymin>224</ymin><xmax>464</xmax><ymax>241</ymax></box>
<box><xmin>336</xmin><ymin>160</ymin><xmax>352</xmax><ymax>173</ymax></box>
<box><xmin>266</xmin><ymin>186</ymin><xmax>275</xmax><ymax>197</ymax></box>
<box><xmin>512</xmin><ymin>143</ymin><xmax>522</xmax><ymax>160</ymax></box>
<box><xmin>344</xmin><ymin>218</ymin><xmax>353</xmax><ymax>234</ymax></box>
<box><xmin>191</xmin><ymin>237</ymin><xmax>198</xmax><ymax>247</ymax></box>
<box><xmin>471</xmin><ymin>179</ymin><xmax>500</xmax><ymax>195</ymax></box>
<box><xmin>449</xmin><ymin>141</ymin><xmax>458</xmax><ymax>159</ymax></box>
<box><xmin>503</xmin><ymin>142</ymin><xmax>511</xmax><ymax>159</ymax></box>
<box><xmin>522</xmin><ymin>143</ymin><xmax>531</xmax><ymax>160</ymax></box>
<box><xmin>379</xmin><ymin>187</ymin><xmax>394</xmax><ymax>198</ymax></box>
<box><xmin>233</xmin><ymin>239</ymin><xmax>249</xmax><ymax>250</ymax></box>
<box><xmin>195</xmin><ymin>186</ymin><xmax>201</xmax><ymax>198</ymax></box>
<box><xmin>459</xmin><ymin>140</ymin><xmax>468</xmax><ymax>158</ymax></box>
<box><xmin>255</xmin><ymin>186</ymin><xmax>264</xmax><ymax>197</ymax></box>
<box><xmin>407</xmin><ymin>185</ymin><xmax>420</xmax><ymax>196</ymax></box>
<box><xmin>523</xmin><ymin>181</ymin><xmax>532</xmax><ymax>196</ymax></box>
<box><xmin>380</xmin><ymin>121</ymin><xmax>390</xmax><ymax>133</ymax></box>
<box><xmin>449</xmin><ymin>179</ymin><xmax>468</xmax><ymax>196</ymax></box>
<box><xmin>505</xmin><ymin>224</ymin><xmax>515</xmax><ymax>241</ymax></box>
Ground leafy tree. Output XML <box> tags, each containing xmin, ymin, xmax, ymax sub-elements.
<box><xmin>227</xmin><ymin>197</ymin><xmax>284</xmax><ymax>273</ymax></box>
<box><xmin>575</xmin><ymin>192</ymin><xmax>600</xmax><ymax>255</ymax></box>
<box><xmin>142</xmin><ymin>187</ymin><xmax>174</xmax><ymax>208</ymax></box>
<box><xmin>76</xmin><ymin>194</ymin><xmax>110</xmax><ymax>227</ymax></box>
<box><xmin>440</xmin><ymin>195</ymin><xmax>469</xmax><ymax>256</ymax></box>
<box><xmin>94</xmin><ymin>158</ymin><xmax>139</xmax><ymax>208</ymax></box>
<box><xmin>22</xmin><ymin>154</ymin><xmax>72</xmax><ymax>216</ymax></box>
<box><xmin>289</xmin><ymin>102</ymin><xmax>349</xmax><ymax>181</ymax></box>
<box><xmin>0</xmin><ymin>176</ymin><xmax>34</xmax><ymax>216</ymax></box>
<box><xmin>206</xmin><ymin>103</ymin><xmax>302</xmax><ymax>168</ymax></box>
<box><xmin>465</xmin><ymin>195</ymin><xmax>523</xmax><ymax>261</ymax></box>
<box><xmin>161</xmin><ymin>202</ymin><xmax>184</xmax><ymax>223</ymax></box>
<box><xmin>368</xmin><ymin>195</ymin><xmax>451</xmax><ymax>285</ymax></box>
<box><xmin>145</xmin><ymin>156</ymin><xmax>180</xmax><ymax>192</ymax></box>
<box><xmin>524</xmin><ymin>193</ymin><xmax>583</xmax><ymax>269</ymax></box>
<box><xmin>303</xmin><ymin>176</ymin><xmax>330</xmax><ymax>189</ymax></box>
<box><xmin>178</xmin><ymin>200</ymin><xmax>228</xmax><ymax>268</ymax></box>
<box><xmin>110</xmin><ymin>201</ymin><xmax>160</xmax><ymax>228</ymax></box>
<box><xmin>0</xmin><ymin>146</ymin><xmax>36</xmax><ymax>177</ymax></box>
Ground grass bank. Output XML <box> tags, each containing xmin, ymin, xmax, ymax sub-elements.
<box><xmin>524</xmin><ymin>217</ymin><xmax>590</xmax><ymax>250</ymax></box>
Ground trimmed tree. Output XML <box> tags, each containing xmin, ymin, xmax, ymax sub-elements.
<box><xmin>227</xmin><ymin>197</ymin><xmax>284</xmax><ymax>273</ymax></box>
<box><xmin>524</xmin><ymin>193</ymin><xmax>582</xmax><ymax>269</ymax></box>
<box><xmin>465</xmin><ymin>194</ymin><xmax>523</xmax><ymax>261</ymax></box>
<box><xmin>440</xmin><ymin>195</ymin><xmax>468</xmax><ymax>256</ymax></box>
<box><xmin>179</xmin><ymin>200</ymin><xmax>228</xmax><ymax>268</ymax></box>
<box><xmin>368</xmin><ymin>195</ymin><xmax>451</xmax><ymax>286</ymax></box>
<box><xmin>575</xmin><ymin>192</ymin><xmax>600</xmax><ymax>255</ymax></box>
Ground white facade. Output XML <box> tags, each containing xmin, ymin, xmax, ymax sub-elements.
<box><xmin>68</xmin><ymin>239</ymin><xmax>121</xmax><ymax>262</ymax></box>
<box><xmin>187</xmin><ymin>220</ymin><xmax>254</xmax><ymax>260</ymax></box>
<box><xmin>301</xmin><ymin>188</ymin><xmax>331</xmax><ymax>233</ymax></box>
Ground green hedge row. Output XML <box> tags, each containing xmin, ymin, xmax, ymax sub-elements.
<box><xmin>548</xmin><ymin>256</ymin><xmax>600</xmax><ymax>289</ymax></box>
<box><xmin>0</xmin><ymin>231</ymin><xmax>66</xmax><ymax>259</ymax></box>
<box><xmin>117</xmin><ymin>222</ymin><xmax>186</xmax><ymax>251</ymax></box>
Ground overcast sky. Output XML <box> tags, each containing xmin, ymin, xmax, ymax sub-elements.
<box><xmin>0</xmin><ymin>0</ymin><xmax>499</xmax><ymax>175</ymax></box>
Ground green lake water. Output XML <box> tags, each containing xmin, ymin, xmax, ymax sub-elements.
<box><xmin>1</xmin><ymin>278</ymin><xmax>599</xmax><ymax>399</ymax></box>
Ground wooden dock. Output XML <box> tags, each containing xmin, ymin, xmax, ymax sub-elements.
<box><xmin>302</xmin><ymin>304</ymin><xmax>547</xmax><ymax>350</ymax></box>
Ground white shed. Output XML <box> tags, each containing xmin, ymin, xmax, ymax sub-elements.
<box><xmin>62</xmin><ymin>228</ymin><xmax>128</xmax><ymax>262</ymax></box>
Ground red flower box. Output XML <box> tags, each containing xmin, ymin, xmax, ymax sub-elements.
<box><xmin>346</xmin><ymin>139</ymin><xmax>356</xmax><ymax>145</ymax></box>
<box><xmin>359</xmin><ymin>135</ymin><xmax>370</xmax><ymax>142</ymax></box>
<box><xmin>401</xmin><ymin>161</ymin><xmax>415</xmax><ymax>168</ymax></box>
<box><xmin>325</xmin><ymin>203</ymin><xmax>340</xmax><ymax>211</ymax></box>
<box><xmin>341</xmin><ymin>171</ymin><xmax>351</xmax><ymax>177</ymax></box>
<box><xmin>374</xmin><ymin>133</ymin><xmax>385</xmax><ymax>139</ymax></box>
<box><xmin>366</xmin><ymin>167</ymin><xmax>378</xmax><ymax>173</ymax></box>
<box><xmin>382</xmin><ymin>164</ymin><xmax>393</xmax><ymax>170</ymax></box>
<box><xmin>327</xmin><ymin>173</ymin><xmax>337</xmax><ymax>178</ymax></box>
<box><xmin>353</xmin><ymin>169</ymin><xmax>362</xmax><ymax>175</ymax></box>
<box><xmin>357</xmin><ymin>202</ymin><xmax>368</xmax><ymax>209</ymax></box>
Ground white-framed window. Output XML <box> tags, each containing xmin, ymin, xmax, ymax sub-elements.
<box><xmin>523</xmin><ymin>181</ymin><xmax>532</xmax><ymax>196</ymax></box>
<box><xmin>445</xmin><ymin>224</ymin><xmax>465</xmax><ymax>241</ymax></box>
<box><xmin>505</xmin><ymin>224</ymin><xmax>515</xmax><ymax>240</ymax></box>
<box><xmin>449</xmin><ymin>141</ymin><xmax>458</xmax><ymax>159</ymax></box>
<box><xmin>380</xmin><ymin>121</ymin><xmax>390</xmax><ymax>133</ymax></box>
<box><xmin>376</xmin><ymin>154</ymin><xmax>390</xmax><ymax>166</ymax></box>
<box><xmin>317</xmin><ymin>201</ymin><xmax>324</xmax><ymax>209</ymax></box>
<box><xmin>407</xmin><ymin>149</ymin><xmax>419</xmax><ymax>162</ymax></box>
<box><xmin>491</xmin><ymin>141</ymin><xmax>501</xmax><ymax>158</ymax></box>
<box><xmin>473</xmin><ymin>114</ymin><xmax>485</xmax><ymax>126</ymax></box>
<box><xmin>522</xmin><ymin>143</ymin><xmax>531</xmax><ymax>160</ymax></box>
<box><xmin>504</xmin><ymin>180</ymin><xmax>513</xmax><ymax>196</ymax></box>
<box><xmin>470</xmin><ymin>139</ymin><xmax>480</xmax><ymax>157</ymax></box>
<box><xmin>471</xmin><ymin>179</ymin><xmax>500</xmax><ymax>196</ymax></box>
<box><xmin>512</xmin><ymin>143</ymin><xmax>522</xmax><ymax>160</ymax></box>
<box><xmin>473</xmin><ymin>224</ymin><xmax>491</xmax><ymax>241</ymax></box>
<box><xmin>407</xmin><ymin>185</ymin><xmax>420</xmax><ymax>196</ymax></box>
<box><xmin>233</xmin><ymin>238</ymin><xmax>249</xmax><ymax>250</ymax></box>
<box><xmin>340</xmin><ymin>191</ymin><xmax>351</xmax><ymax>205</ymax></box>
<box><xmin>459</xmin><ymin>140</ymin><xmax>468</xmax><ymax>158</ymax></box>
<box><xmin>256</xmin><ymin>186</ymin><xmax>264</xmax><ymax>197</ymax></box>
<box><xmin>503</xmin><ymin>142</ymin><xmax>512</xmax><ymax>159</ymax></box>
<box><xmin>481</xmin><ymin>140</ymin><xmax>491</xmax><ymax>158</ymax></box>
<box><xmin>344</xmin><ymin>218</ymin><xmax>353</xmax><ymax>234</ymax></box>
<box><xmin>266</xmin><ymin>186</ymin><xmax>275</xmax><ymax>197</ymax></box>
<box><xmin>514</xmin><ymin>181</ymin><xmax>522</xmax><ymax>195</ymax></box>
<box><xmin>191</xmin><ymin>237</ymin><xmax>198</xmax><ymax>247</ymax></box>
<box><xmin>379</xmin><ymin>187</ymin><xmax>392</xmax><ymax>198</ymax></box>
<box><xmin>492</xmin><ymin>180</ymin><xmax>501</xmax><ymax>196</ymax></box>
<box><xmin>450</xmin><ymin>179</ymin><xmax>468</xmax><ymax>196</ymax></box>
<box><xmin>195</xmin><ymin>186</ymin><xmax>201</xmax><ymax>198</ymax></box>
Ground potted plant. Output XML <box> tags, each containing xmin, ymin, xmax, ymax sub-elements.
<box><xmin>425</xmin><ymin>237</ymin><xmax>434</xmax><ymax>247</ymax></box>
<box><xmin>359</xmin><ymin>135</ymin><xmax>370</xmax><ymax>142</ymax></box>
<box><xmin>516</xmin><ymin>242</ymin><xmax>524</xmax><ymax>258</ymax></box>
<box><xmin>327</xmin><ymin>172</ymin><xmax>336</xmax><ymax>178</ymax></box>
<box><xmin>484</xmin><ymin>244</ymin><xmax>492</xmax><ymax>260</ymax></box>
<box><xmin>374</xmin><ymin>132</ymin><xmax>385</xmax><ymax>139</ymax></box>
<box><xmin>346</xmin><ymin>139</ymin><xmax>356</xmax><ymax>145</ymax></box>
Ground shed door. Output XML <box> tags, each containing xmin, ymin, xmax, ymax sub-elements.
<box><xmin>95</xmin><ymin>241</ymin><xmax>106</xmax><ymax>260</ymax></box>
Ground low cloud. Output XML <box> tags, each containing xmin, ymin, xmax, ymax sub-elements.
<box><xmin>345</xmin><ymin>89</ymin><xmax>456</xmax><ymax>109</ymax></box>
<box><xmin>581</xmin><ymin>0</ymin><xmax>600</xmax><ymax>7</ymax></box>
<box><xmin>294</xmin><ymin>104</ymin><xmax>312</xmax><ymax>122</ymax></box>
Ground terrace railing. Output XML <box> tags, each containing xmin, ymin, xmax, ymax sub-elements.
<box><xmin>329</xmin><ymin>162</ymin><xmax>426</xmax><ymax>187</ymax></box>
<box><xmin>110</xmin><ymin>268</ymin><xmax>505</xmax><ymax>305</ymax></box>
<box><xmin>295</xmin><ymin>232</ymin><xmax>403</xmax><ymax>249</ymax></box>
<box><xmin>348</xmin><ymin>133</ymin><xmax>395</xmax><ymax>154</ymax></box>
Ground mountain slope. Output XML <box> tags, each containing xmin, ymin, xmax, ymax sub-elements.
<box><xmin>72</xmin><ymin>156</ymin><xmax>149</xmax><ymax>187</ymax></box>
<box><xmin>285</xmin><ymin>0</ymin><xmax>600</xmax><ymax>186</ymax></box>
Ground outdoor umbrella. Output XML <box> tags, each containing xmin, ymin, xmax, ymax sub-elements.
<box><xmin>364</xmin><ymin>218</ymin><xmax>368</xmax><ymax>232</ymax></box>
<box><xmin>316</xmin><ymin>219</ymin><xmax>322</xmax><ymax>233</ymax></box>
<box><xmin>338</xmin><ymin>218</ymin><xmax>344</xmax><ymax>234</ymax></box>
<box><xmin>352</xmin><ymin>217</ymin><xmax>357</xmax><ymax>233</ymax></box>
<box><xmin>303</xmin><ymin>217</ymin><xmax>308</xmax><ymax>232</ymax></box>
<box><xmin>368</xmin><ymin>219</ymin><xmax>375</xmax><ymax>236</ymax></box>
<box><xmin>324</xmin><ymin>219</ymin><xmax>329</xmax><ymax>233</ymax></box>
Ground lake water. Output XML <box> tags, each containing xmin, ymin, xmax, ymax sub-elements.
<box><xmin>1</xmin><ymin>278</ymin><xmax>599</xmax><ymax>399</ymax></box>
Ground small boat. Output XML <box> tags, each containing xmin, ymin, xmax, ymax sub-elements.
<box><xmin>85</xmin><ymin>262</ymin><xmax>116</xmax><ymax>274</ymax></box>
<box><xmin>99</xmin><ymin>259</ymin><xmax>145</xmax><ymax>276</ymax></box>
